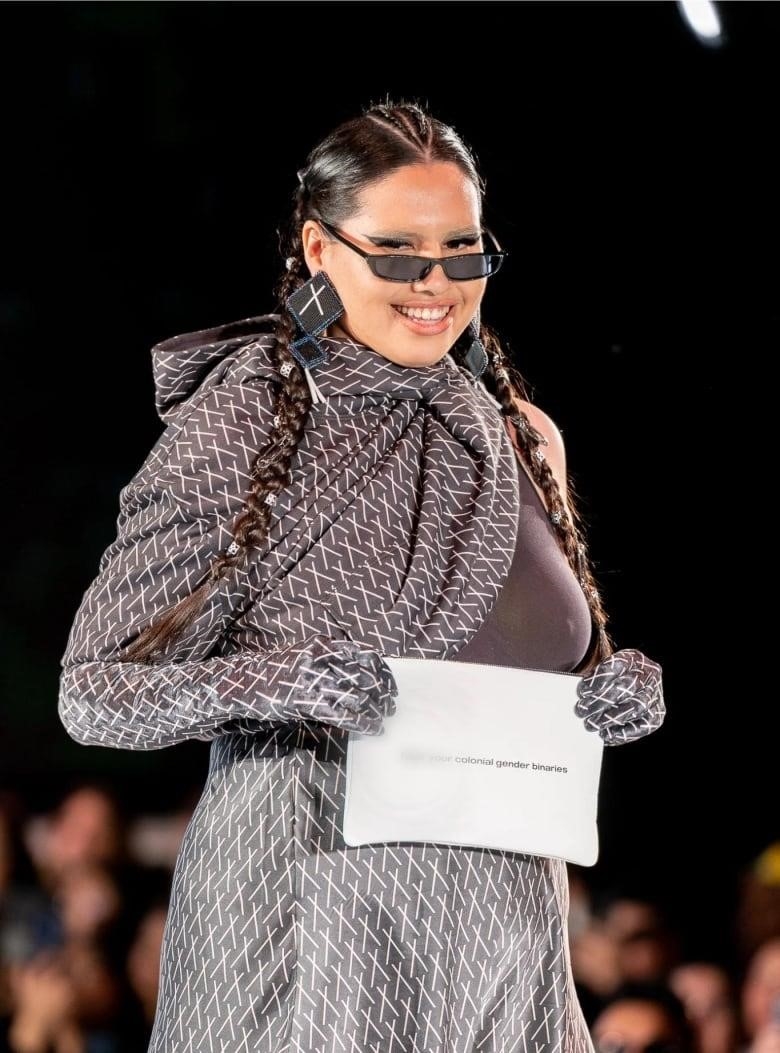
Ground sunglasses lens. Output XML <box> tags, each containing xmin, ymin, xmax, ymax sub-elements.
<box><xmin>372</xmin><ymin>258</ymin><xmax>427</xmax><ymax>281</ymax></box>
<box><xmin>372</xmin><ymin>253</ymin><xmax>505</xmax><ymax>282</ymax></box>
<box><xmin>444</xmin><ymin>254</ymin><xmax>503</xmax><ymax>280</ymax></box>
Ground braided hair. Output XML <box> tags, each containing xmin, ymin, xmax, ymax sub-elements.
<box><xmin>472</xmin><ymin>327</ymin><xmax>612</xmax><ymax>671</ymax></box>
<box><xmin>122</xmin><ymin>97</ymin><xmax>611</xmax><ymax>670</ymax></box>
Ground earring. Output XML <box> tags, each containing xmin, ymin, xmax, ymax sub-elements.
<box><xmin>285</xmin><ymin>270</ymin><xmax>345</xmax><ymax>404</ymax></box>
<box><xmin>462</xmin><ymin>316</ymin><xmax>488</xmax><ymax>379</ymax></box>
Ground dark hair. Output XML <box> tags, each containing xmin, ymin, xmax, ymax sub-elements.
<box><xmin>122</xmin><ymin>97</ymin><xmax>612</xmax><ymax>669</ymax></box>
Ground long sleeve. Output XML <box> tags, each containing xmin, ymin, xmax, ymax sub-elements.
<box><xmin>60</xmin><ymin>647</ymin><xmax>324</xmax><ymax>751</ymax></box>
<box><xmin>58</xmin><ymin>343</ymin><xmax>296</xmax><ymax>751</ymax></box>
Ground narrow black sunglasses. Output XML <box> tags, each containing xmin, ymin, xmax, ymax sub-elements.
<box><xmin>317</xmin><ymin>219</ymin><xmax>507</xmax><ymax>283</ymax></box>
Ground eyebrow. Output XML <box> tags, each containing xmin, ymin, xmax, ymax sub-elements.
<box><xmin>366</xmin><ymin>228</ymin><xmax>482</xmax><ymax>242</ymax></box>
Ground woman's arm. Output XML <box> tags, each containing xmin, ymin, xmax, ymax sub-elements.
<box><xmin>58</xmin><ymin>636</ymin><xmax>394</xmax><ymax>750</ymax></box>
<box><xmin>58</xmin><ymin>363</ymin><xmax>286</xmax><ymax>750</ymax></box>
<box><xmin>58</xmin><ymin>356</ymin><xmax>395</xmax><ymax>750</ymax></box>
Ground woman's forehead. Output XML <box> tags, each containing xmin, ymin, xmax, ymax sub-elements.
<box><xmin>350</xmin><ymin>162</ymin><xmax>482</xmax><ymax>230</ymax></box>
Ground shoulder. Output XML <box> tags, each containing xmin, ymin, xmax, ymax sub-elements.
<box><xmin>509</xmin><ymin>397</ymin><xmax>569</xmax><ymax>506</ymax></box>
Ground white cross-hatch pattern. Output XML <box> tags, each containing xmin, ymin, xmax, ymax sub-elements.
<box><xmin>58</xmin><ymin>313</ymin><xmax>597</xmax><ymax>1052</ymax></box>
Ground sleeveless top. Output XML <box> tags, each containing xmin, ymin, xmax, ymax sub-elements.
<box><xmin>453</xmin><ymin>451</ymin><xmax>593</xmax><ymax>673</ymax></box>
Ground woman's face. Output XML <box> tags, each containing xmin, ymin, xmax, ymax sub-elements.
<box><xmin>301</xmin><ymin>161</ymin><xmax>487</xmax><ymax>368</ymax></box>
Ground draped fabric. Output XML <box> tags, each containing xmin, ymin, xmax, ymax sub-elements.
<box><xmin>59</xmin><ymin>313</ymin><xmax>595</xmax><ymax>1051</ymax></box>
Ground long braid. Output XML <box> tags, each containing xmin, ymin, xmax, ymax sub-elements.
<box><xmin>227</xmin><ymin>194</ymin><xmax>313</xmax><ymax>553</ymax></box>
<box><xmin>121</xmin><ymin>194</ymin><xmax>314</xmax><ymax>662</ymax></box>
<box><xmin>454</xmin><ymin>324</ymin><xmax>614</xmax><ymax>673</ymax></box>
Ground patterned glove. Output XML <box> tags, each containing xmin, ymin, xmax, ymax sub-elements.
<box><xmin>574</xmin><ymin>648</ymin><xmax>665</xmax><ymax>746</ymax></box>
<box><xmin>281</xmin><ymin>635</ymin><xmax>398</xmax><ymax>736</ymax></box>
<box><xmin>59</xmin><ymin>633</ymin><xmax>399</xmax><ymax>750</ymax></box>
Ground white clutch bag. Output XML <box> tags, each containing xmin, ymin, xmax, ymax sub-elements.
<box><xmin>343</xmin><ymin>656</ymin><xmax>604</xmax><ymax>866</ymax></box>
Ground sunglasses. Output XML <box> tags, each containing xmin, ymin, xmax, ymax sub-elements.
<box><xmin>317</xmin><ymin>219</ymin><xmax>507</xmax><ymax>283</ymax></box>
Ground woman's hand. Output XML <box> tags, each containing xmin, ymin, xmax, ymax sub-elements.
<box><xmin>574</xmin><ymin>648</ymin><xmax>665</xmax><ymax>746</ymax></box>
<box><xmin>284</xmin><ymin>635</ymin><xmax>399</xmax><ymax>736</ymax></box>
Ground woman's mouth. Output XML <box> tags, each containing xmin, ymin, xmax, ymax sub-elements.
<box><xmin>392</xmin><ymin>304</ymin><xmax>454</xmax><ymax>335</ymax></box>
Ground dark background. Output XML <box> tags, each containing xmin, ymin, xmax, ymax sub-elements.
<box><xmin>2</xmin><ymin>1</ymin><xmax>776</xmax><ymax>966</ymax></box>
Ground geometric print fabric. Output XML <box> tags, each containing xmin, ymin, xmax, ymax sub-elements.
<box><xmin>58</xmin><ymin>313</ymin><xmax>597</xmax><ymax>1051</ymax></box>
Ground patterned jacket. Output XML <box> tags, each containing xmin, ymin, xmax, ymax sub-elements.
<box><xmin>58</xmin><ymin>313</ymin><xmax>526</xmax><ymax>752</ymax></box>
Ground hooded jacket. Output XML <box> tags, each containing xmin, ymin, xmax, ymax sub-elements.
<box><xmin>58</xmin><ymin>312</ymin><xmax>528</xmax><ymax>751</ymax></box>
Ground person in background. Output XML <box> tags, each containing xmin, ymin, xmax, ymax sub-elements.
<box><xmin>735</xmin><ymin>845</ymin><xmax>780</xmax><ymax>967</ymax></box>
<box><xmin>27</xmin><ymin>786</ymin><xmax>125</xmax><ymax>895</ymax></box>
<box><xmin>592</xmin><ymin>982</ymin><xmax>696</xmax><ymax>1053</ymax></box>
<box><xmin>739</xmin><ymin>938</ymin><xmax>780</xmax><ymax>1053</ymax></box>
<box><xmin>669</xmin><ymin>961</ymin><xmax>740</xmax><ymax>1053</ymax></box>
<box><xmin>124</xmin><ymin>904</ymin><xmax>169</xmax><ymax>1043</ymax></box>
<box><xmin>599</xmin><ymin>892</ymin><xmax>681</xmax><ymax>985</ymax></box>
<box><xmin>572</xmin><ymin>890</ymin><xmax>681</xmax><ymax>1024</ymax></box>
<box><xmin>1</xmin><ymin>795</ymin><xmax>56</xmax><ymax>1052</ymax></box>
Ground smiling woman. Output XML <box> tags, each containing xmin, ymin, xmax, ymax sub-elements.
<box><xmin>58</xmin><ymin>96</ymin><xmax>665</xmax><ymax>1053</ymax></box>
<box><xmin>298</xmin><ymin>174</ymin><xmax>505</xmax><ymax>364</ymax></box>
<box><xmin>302</xmin><ymin>161</ymin><xmax>493</xmax><ymax>365</ymax></box>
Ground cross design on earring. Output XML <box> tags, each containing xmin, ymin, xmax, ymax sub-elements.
<box><xmin>301</xmin><ymin>281</ymin><xmax>326</xmax><ymax>318</ymax></box>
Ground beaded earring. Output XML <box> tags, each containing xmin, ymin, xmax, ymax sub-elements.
<box><xmin>285</xmin><ymin>270</ymin><xmax>345</xmax><ymax>404</ymax></box>
<box><xmin>462</xmin><ymin>315</ymin><xmax>489</xmax><ymax>379</ymax></box>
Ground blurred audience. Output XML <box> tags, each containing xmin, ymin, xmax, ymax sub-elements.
<box><xmin>3</xmin><ymin>783</ymin><xmax>776</xmax><ymax>1053</ymax></box>
<box><xmin>1</xmin><ymin>784</ymin><xmax>179</xmax><ymax>1053</ymax></box>
<box><xmin>591</xmin><ymin>982</ymin><xmax>696</xmax><ymax>1053</ymax></box>
<box><xmin>599</xmin><ymin>894</ymin><xmax>682</xmax><ymax>986</ymax></box>
<box><xmin>25</xmin><ymin>784</ymin><xmax>126</xmax><ymax>894</ymax></box>
<box><xmin>571</xmin><ymin>886</ymin><xmax>682</xmax><ymax>1026</ymax></box>
<box><xmin>736</xmin><ymin>844</ymin><xmax>780</xmax><ymax>966</ymax></box>
<box><xmin>126</xmin><ymin>904</ymin><xmax>168</xmax><ymax>1033</ymax></box>
<box><xmin>669</xmin><ymin>962</ymin><xmax>740</xmax><ymax>1053</ymax></box>
<box><xmin>740</xmin><ymin>938</ymin><xmax>780</xmax><ymax>1053</ymax></box>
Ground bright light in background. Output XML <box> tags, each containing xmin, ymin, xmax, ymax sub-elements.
<box><xmin>677</xmin><ymin>0</ymin><xmax>724</xmax><ymax>47</ymax></box>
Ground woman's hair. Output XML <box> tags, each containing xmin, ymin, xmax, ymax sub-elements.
<box><xmin>122</xmin><ymin>97</ymin><xmax>611</xmax><ymax>670</ymax></box>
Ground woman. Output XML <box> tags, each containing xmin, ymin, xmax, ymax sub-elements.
<box><xmin>58</xmin><ymin>100</ymin><xmax>665</xmax><ymax>1052</ymax></box>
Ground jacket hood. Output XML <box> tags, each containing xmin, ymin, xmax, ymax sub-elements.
<box><xmin>151</xmin><ymin>313</ymin><xmax>279</xmax><ymax>422</ymax></box>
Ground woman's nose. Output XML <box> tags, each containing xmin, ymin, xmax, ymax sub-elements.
<box><xmin>412</xmin><ymin>260</ymin><xmax>451</xmax><ymax>292</ymax></box>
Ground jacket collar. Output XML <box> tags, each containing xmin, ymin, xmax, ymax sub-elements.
<box><xmin>308</xmin><ymin>331</ymin><xmax>467</xmax><ymax>402</ymax></box>
<box><xmin>151</xmin><ymin>312</ymin><xmax>485</xmax><ymax>422</ymax></box>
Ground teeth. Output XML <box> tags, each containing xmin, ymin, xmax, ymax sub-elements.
<box><xmin>396</xmin><ymin>305</ymin><xmax>451</xmax><ymax>321</ymax></box>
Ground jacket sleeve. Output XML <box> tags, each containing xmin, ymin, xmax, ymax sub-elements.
<box><xmin>58</xmin><ymin>340</ymin><xmax>304</xmax><ymax>751</ymax></box>
<box><xmin>59</xmin><ymin>647</ymin><xmax>324</xmax><ymax>751</ymax></box>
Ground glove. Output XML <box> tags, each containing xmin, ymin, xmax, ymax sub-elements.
<box><xmin>574</xmin><ymin>648</ymin><xmax>665</xmax><ymax>746</ymax></box>
<box><xmin>277</xmin><ymin>635</ymin><xmax>398</xmax><ymax>736</ymax></box>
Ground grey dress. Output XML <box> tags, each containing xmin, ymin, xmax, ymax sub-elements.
<box><xmin>59</xmin><ymin>314</ymin><xmax>597</xmax><ymax>1052</ymax></box>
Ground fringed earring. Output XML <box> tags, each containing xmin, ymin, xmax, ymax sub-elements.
<box><xmin>462</xmin><ymin>314</ymin><xmax>488</xmax><ymax>379</ymax></box>
<box><xmin>285</xmin><ymin>270</ymin><xmax>345</xmax><ymax>405</ymax></box>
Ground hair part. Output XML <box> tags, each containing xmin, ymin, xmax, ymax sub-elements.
<box><xmin>121</xmin><ymin>98</ymin><xmax>610</xmax><ymax>671</ymax></box>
